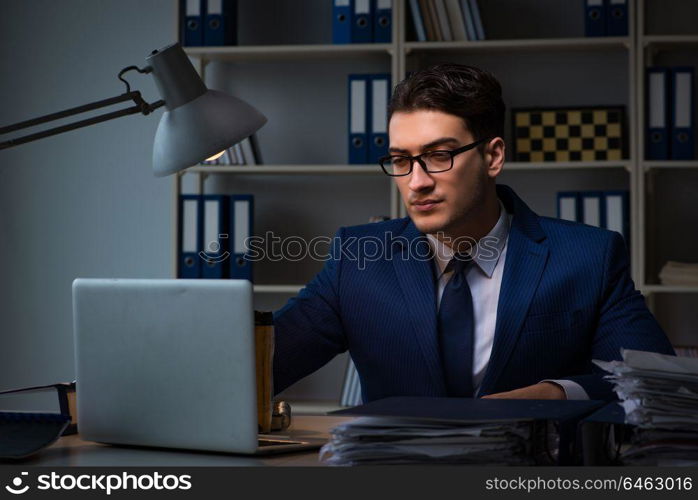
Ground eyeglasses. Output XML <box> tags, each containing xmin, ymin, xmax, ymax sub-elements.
<box><xmin>378</xmin><ymin>138</ymin><xmax>490</xmax><ymax>177</ymax></box>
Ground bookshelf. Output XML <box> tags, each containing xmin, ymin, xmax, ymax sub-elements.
<box><xmin>643</xmin><ymin>161</ymin><xmax>698</xmax><ymax>170</ymax></box>
<box><xmin>504</xmin><ymin>161</ymin><xmax>631</xmax><ymax>172</ymax></box>
<box><xmin>183</xmin><ymin>43</ymin><xmax>394</xmax><ymax>62</ymax></box>
<box><xmin>641</xmin><ymin>285</ymin><xmax>698</xmax><ymax>294</ymax></box>
<box><xmin>636</xmin><ymin>0</ymin><xmax>698</xmax><ymax>350</ymax></box>
<box><xmin>173</xmin><ymin>0</ymin><xmax>698</xmax><ymax>399</ymax></box>
<box><xmin>186</xmin><ymin>165</ymin><xmax>384</xmax><ymax>174</ymax></box>
<box><xmin>642</xmin><ymin>35</ymin><xmax>698</xmax><ymax>48</ymax></box>
<box><xmin>403</xmin><ymin>37</ymin><xmax>631</xmax><ymax>53</ymax></box>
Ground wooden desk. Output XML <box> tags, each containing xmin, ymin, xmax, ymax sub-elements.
<box><xmin>18</xmin><ymin>416</ymin><xmax>350</xmax><ymax>467</ymax></box>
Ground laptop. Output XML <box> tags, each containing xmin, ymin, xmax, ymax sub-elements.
<box><xmin>72</xmin><ymin>278</ymin><xmax>321</xmax><ymax>455</ymax></box>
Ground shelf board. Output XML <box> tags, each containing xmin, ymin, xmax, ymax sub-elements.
<box><xmin>405</xmin><ymin>37</ymin><xmax>630</xmax><ymax>54</ymax></box>
<box><xmin>643</xmin><ymin>161</ymin><xmax>698</xmax><ymax>170</ymax></box>
<box><xmin>642</xmin><ymin>285</ymin><xmax>698</xmax><ymax>294</ymax></box>
<box><xmin>505</xmin><ymin>160</ymin><xmax>631</xmax><ymax>171</ymax></box>
<box><xmin>184</xmin><ymin>164</ymin><xmax>383</xmax><ymax>175</ymax></box>
<box><xmin>642</xmin><ymin>35</ymin><xmax>698</xmax><ymax>48</ymax></box>
<box><xmin>254</xmin><ymin>284</ymin><xmax>303</xmax><ymax>294</ymax></box>
<box><xmin>184</xmin><ymin>43</ymin><xmax>392</xmax><ymax>62</ymax></box>
<box><xmin>185</xmin><ymin>162</ymin><xmax>631</xmax><ymax>174</ymax></box>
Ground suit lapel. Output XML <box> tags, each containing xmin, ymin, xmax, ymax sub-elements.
<box><xmin>389</xmin><ymin>185</ymin><xmax>548</xmax><ymax>397</ymax></box>
<box><xmin>391</xmin><ymin>222</ymin><xmax>446</xmax><ymax>394</ymax></box>
<box><xmin>477</xmin><ymin>215</ymin><xmax>549</xmax><ymax>397</ymax></box>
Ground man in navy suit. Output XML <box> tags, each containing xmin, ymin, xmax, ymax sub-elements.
<box><xmin>272</xmin><ymin>64</ymin><xmax>674</xmax><ymax>402</ymax></box>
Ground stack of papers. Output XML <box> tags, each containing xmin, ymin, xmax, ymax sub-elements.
<box><xmin>595</xmin><ymin>349</ymin><xmax>698</xmax><ymax>465</ymax></box>
<box><xmin>659</xmin><ymin>261</ymin><xmax>698</xmax><ymax>286</ymax></box>
<box><xmin>319</xmin><ymin>417</ymin><xmax>535</xmax><ymax>466</ymax></box>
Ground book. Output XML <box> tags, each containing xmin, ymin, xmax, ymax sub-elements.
<box><xmin>659</xmin><ymin>261</ymin><xmax>698</xmax><ymax>286</ymax></box>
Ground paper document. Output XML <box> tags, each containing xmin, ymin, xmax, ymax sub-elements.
<box><xmin>594</xmin><ymin>349</ymin><xmax>698</xmax><ymax>465</ymax></box>
<box><xmin>319</xmin><ymin>416</ymin><xmax>534</xmax><ymax>465</ymax></box>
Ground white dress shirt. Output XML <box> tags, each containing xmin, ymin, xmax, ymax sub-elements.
<box><xmin>426</xmin><ymin>200</ymin><xmax>589</xmax><ymax>399</ymax></box>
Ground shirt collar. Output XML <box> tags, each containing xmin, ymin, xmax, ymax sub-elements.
<box><xmin>426</xmin><ymin>199</ymin><xmax>510</xmax><ymax>279</ymax></box>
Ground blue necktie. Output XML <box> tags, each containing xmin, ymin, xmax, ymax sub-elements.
<box><xmin>437</xmin><ymin>254</ymin><xmax>475</xmax><ymax>397</ymax></box>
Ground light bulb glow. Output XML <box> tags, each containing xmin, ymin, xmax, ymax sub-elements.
<box><xmin>205</xmin><ymin>150</ymin><xmax>226</xmax><ymax>161</ymax></box>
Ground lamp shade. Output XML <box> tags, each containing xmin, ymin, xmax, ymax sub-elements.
<box><xmin>147</xmin><ymin>43</ymin><xmax>267</xmax><ymax>177</ymax></box>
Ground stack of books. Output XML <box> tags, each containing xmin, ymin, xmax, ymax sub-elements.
<box><xmin>595</xmin><ymin>349</ymin><xmax>698</xmax><ymax>465</ymax></box>
<box><xmin>201</xmin><ymin>135</ymin><xmax>263</xmax><ymax>166</ymax></box>
<box><xmin>407</xmin><ymin>0</ymin><xmax>485</xmax><ymax>42</ymax></box>
<box><xmin>659</xmin><ymin>261</ymin><xmax>698</xmax><ymax>286</ymax></box>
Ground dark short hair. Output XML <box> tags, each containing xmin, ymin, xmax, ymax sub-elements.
<box><xmin>388</xmin><ymin>64</ymin><xmax>506</xmax><ymax>146</ymax></box>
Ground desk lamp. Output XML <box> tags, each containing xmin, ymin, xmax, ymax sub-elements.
<box><xmin>0</xmin><ymin>44</ymin><xmax>269</xmax><ymax>459</ymax></box>
<box><xmin>0</xmin><ymin>43</ymin><xmax>266</xmax><ymax>176</ymax></box>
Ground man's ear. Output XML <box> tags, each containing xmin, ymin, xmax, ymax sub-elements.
<box><xmin>485</xmin><ymin>137</ymin><xmax>505</xmax><ymax>179</ymax></box>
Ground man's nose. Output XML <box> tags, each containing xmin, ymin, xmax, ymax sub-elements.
<box><xmin>408</xmin><ymin>161</ymin><xmax>435</xmax><ymax>192</ymax></box>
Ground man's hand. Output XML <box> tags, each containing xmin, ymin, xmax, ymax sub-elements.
<box><xmin>481</xmin><ymin>382</ymin><xmax>567</xmax><ymax>400</ymax></box>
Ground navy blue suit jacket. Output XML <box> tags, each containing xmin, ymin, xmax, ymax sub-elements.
<box><xmin>273</xmin><ymin>184</ymin><xmax>674</xmax><ymax>401</ymax></box>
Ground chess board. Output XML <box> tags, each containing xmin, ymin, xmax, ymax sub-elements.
<box><xmin>513</xmin><ymin>107</ymin><xmax>625</xmax><ymax>162</ymax></box>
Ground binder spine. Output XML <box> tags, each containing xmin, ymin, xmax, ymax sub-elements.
<box><xmin>201</xmin><ymin>195</ymin><xmax>230</xmax><ymax>279</ymax></box>
<box><xmin>606</xmin><ymin>0</ymin><xmax>628</xmax><ymax>37</ymax></box>
<box><xmin>203</xmin><ymin>0</ymin><xmax>237</xmax><ymax>47</ymax></box>
<box><xmin>581</xmin><ymin>191</ymin><xmax>605</xmax><ymax>228</ymax></box>
<box><xmin>351</xmin><ymin>0</ymin><xmax>373</xmax><ymax>43</ymax></box>
<box><xmin>178</xmin><ymin>194</ymin><xmax>202</xmax><ymax>279</ymax></box>
<box><xmin>603</xmin><ymin>190</ymin><xmax>630</xmax><ymax>243</ymax></box>
<box><xmin>584</xmin><ymin>0</ymin><xmax>606</xmax><ymax>37</ymax></box>
<box><xmin>646</xmin><ymin>67</ymin><xmax>670</xmax><ymax>160</ymax></box>
<box><xmin>230</xmin><ymin>195</ymin><xmax>254</xmax><ymax>281</ymax></box>
<box><xmin>373</xmin><ymin>0</ymin><xmax>392</xmax><ymax>43</ymax></box>
<box><xmin>369</xmin><ymin>74</ymin><xmax>390</xmax><ymax>164</ymax></box>
<box><xmin>180</xmin><ymin>0</ymin><xmax>204</xmax><ymax>46</ymax></box>
<box><xmin>670</xmin><ymin>67</ymin><xmax>695</xmax><ymax>160</ymax></box>
<box><xmin>348</xmin><ymin>74</ymin><xmax>369</xmax><ymax>164</ymax></box>
<box><xmin>557</xmin><ymin>191</ymin><xmax>580</xmax><ymax>222</ymax></box>
<box><xmin>333</xmin><ymin>0</ymin><xmax>352</xmax><ymax>44</ymax></box>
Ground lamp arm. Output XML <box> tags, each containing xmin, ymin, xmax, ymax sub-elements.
<box><xmin>0</xmin><ymin>91</ymin><xmax>165</xmax><ymax>151</ymax></box>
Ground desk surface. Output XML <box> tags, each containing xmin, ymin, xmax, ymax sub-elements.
<box><xmin>21</xmin><ymin>416</ymin><xmax>350</xmax><ymax>467</ymax></box>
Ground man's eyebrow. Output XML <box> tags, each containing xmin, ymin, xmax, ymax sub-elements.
<box><xmin>388</xmin><ymin>137</ymin><xmax>461</xmax><ymax>154</ymax></box>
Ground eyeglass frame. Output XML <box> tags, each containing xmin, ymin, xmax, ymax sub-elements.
<box><xmin>378</xmin><ymin>137</ymin><xmax>492</xmax><ymax>177</ymax></box>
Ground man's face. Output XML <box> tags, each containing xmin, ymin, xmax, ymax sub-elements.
<box><xmin>388</xmin><ymin>109</ymin><xmax>492</xmax><ymax>237</ymax></box>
